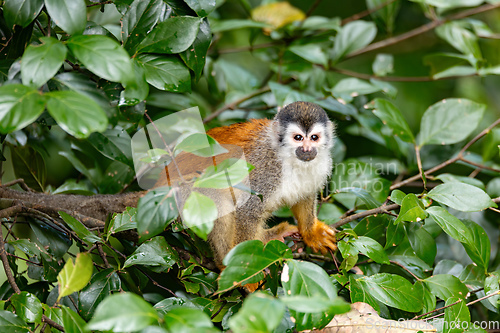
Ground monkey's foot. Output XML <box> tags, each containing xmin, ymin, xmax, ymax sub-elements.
<box><xmin>301</xmin><ymin>220</ymin><xmax>337</xmax><ymax>254</ymax></box>
<box><xmin>265</xmin><ymin>222</ymin><xmax>300</xmax><ymax>243</ymax></box>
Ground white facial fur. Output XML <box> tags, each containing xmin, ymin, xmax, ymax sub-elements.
<box><xmin>268</xmin><ymin>120</ymin><xmax>335</xmax><ymax>210</ymax></box>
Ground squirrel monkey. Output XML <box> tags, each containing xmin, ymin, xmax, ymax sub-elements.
<box><xmin>202</xmin><ymin>101</ymin><xmax>337</xmax><ymax>266</ymax></box>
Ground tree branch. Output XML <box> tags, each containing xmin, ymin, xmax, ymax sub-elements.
<box><xmin>0</xmin><ymin>218</ymin><xmax>21</xmax><ymax>293</ymax></box>
<box><xmin>331</xmin><ymin>66</ymin><xmax>478</xmax><ymax>82</ymax></box>
<box><xmin>203</xmin><ymin>86</ymin><xmax>271</xmax><ymax>123</ymax></box>
<box><xmin>346</xmin><ymin>3</ymin><xmax>500</xmax><ymax>59</ymax></box>
<box><xmin>333</xmin><ymin>203</ymin><xmax>400</xmax><ymax>229</ymax></box>
<box><xmin>342</xmin><ymin>0</ymin><xmax>398</xmax><ymax>25</ymax></box>
<box><xmin>391</xmin><ymin>118</ymin><xmax>500</xmax><ymax>190</ymax></box>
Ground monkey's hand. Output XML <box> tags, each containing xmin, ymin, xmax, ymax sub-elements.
<box><xmin>301</xmin><ymin>219</ymin><xmax>337</xmax><ymax>254</ymax></box>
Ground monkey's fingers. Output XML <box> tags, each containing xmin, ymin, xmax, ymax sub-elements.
<box><xmin>301</xmin><ymin>220</ymin><xmax>337</xmax><ymax>254</ymax></box>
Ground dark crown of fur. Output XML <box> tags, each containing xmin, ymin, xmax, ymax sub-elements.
<box><xmin>275</xmin><ymin>101</ymin><xmax>329</xmax><ymax>134</ymax></box>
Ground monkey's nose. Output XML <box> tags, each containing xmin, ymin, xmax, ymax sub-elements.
<box><xmin>295</xmin><ymin>147</ymin><xmax>317</xmax><ymax>161</ymax></box>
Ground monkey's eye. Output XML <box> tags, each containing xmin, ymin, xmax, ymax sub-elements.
<box><xmin>293</xmin><ymin>134</ymin><xmax>304</xmax><ymax>141</ymax></box>
<box><xmin>310</xmin><ymin>134</ymin><xmax>319</xmax><ymax>141</ymax></box>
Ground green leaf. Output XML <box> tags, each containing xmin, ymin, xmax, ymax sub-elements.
<box><xmin>11</xmin><ymin>146</ymin><xmax>46</xmax><ymax>191</ymax></box>
<box><xmin>45</xmin><ymin>0</ymin><xmax>86</xmax><ymax>35</ymax></box>
<box><xmin>108</xmin><ymin>207</ymin><xmax>137</xmax><ymax>236</ymax></box>
<box><xmin>418</xmin><ymin>98</ymin><xmax>486</xmax><ymax>146</ymax></box>
<box><xmin>280</xmin><ymin>295</ymin><xmax>350</xmax><ymax>314</ymax></box>
<box><xmin>332</xmin><ymin>20</ymin><xmax>377</xmax><ymax>62</ymax></box>
<box><xmin>406</xmin><ymin>223</ymin><xmax>437</xmax><ymax>265</ymax></box>
<box><xmin>218</xmin><ymin>240</ymin><xmax>292</xmax><ymax>292</ymax></box>
<box><xmin>353</xmin><ymin>273</ymin><xmax>424</xmax><ymax>312</ymax></box>
<box><xmin>350</xmin><ymin>236</ymin><xmax>390</xmax><ymax>264</ymax></box>
<box><xmin>136</xmin><ymin>187</ymin><xmax>178</xmax><ymax>242</ymax></box>
<box><xmin>435</xmin><ymin>173</ymin><xmax>485</xmax><ymax>190</ymax></box>
<box><xmin>427</xmin><ymin>183</ymin><xmax>496</xmax><ymax>212</ymax></box>
<box><xmin>395</xmin><ymin>193</ymin><xmax>428</xmax><ymax>224</ymax></box>
<box><xmin>426</xmin><ymin>206</ymin><xmax>472</xmax><ymax>243</ymax></box>
<box><xmin>390</xmin><ymin>189</ymin><xmax>406</xmax><ymax>205</ymax></box>
<box><xmin>86</xmin><ymin>293</ymin><xmax>159</xmax><ymax>332</ymax></box>
<box><xmin>184</xmin><ymin>0</ymin><xmax>215</xmax><ymax>17</ymax></box>
<box><xmin>180</xmin><ymin>19</ymin><xmax>212</xmax><ymax>80</ymax></box>
<box><xmin>461</xmin><ymin>220</ymin><xmax>490</xmax><ymax>273</ymax></box>
<box><xmin>88</xmin><ymin>129</ymin><xmax>133</xmax><ymax>167</ymax></box>
<box><xmin>281</xmin><ymin>260</ymin><xmax>343</xmax><ymax>330</ymax></box>
<box><xmin>444</xmin><ymin>297</ymin><xmax>470</xmax><ymax>333</ymax></box>
<box><xmin>66</xmin><ymin>35</ymin><xmax>134</xmax><ymax>84</ymax></box>
<box><xmin>21</xmin><ymin>37</ymin><xmax>67</xmax><ymax>88</ymax></box>
<box><xmin>484</xmin><ymin>273</ymin><xmax>500</xmax><ymax>308</ymax></box>
<box><xmin>46</xmin><ymin>90</ymin><xmax>108</xmax><ymax>139</ymax></box>
<box><xmin>181</xmin><ymin>192</ymin><xmax>217</xmax><ymax>240</ymax></box>
<box><xmin>210</xmin><ymin>19</ymin><xmax>270</xmax><ymax>33</ymax></box>
<box><xmin>436</xmin><ymin>22</ymin><xmax>482</xmax><ymax>67</ymax></box>
<box><xmin>4</xmin><ymin>0</ymin><xmax>44</xmax><ymax>29</ymax></box>
<box><xmin>138</xmin><ymin>16</ymin><xmax>202</xmax><ymax>54</ymax></box>
<box><xmin>122</xmin><ymin>0</ymin><xmax>166</xmax><ymax>53</ymax></box>
<box><xmin>0</xmin><ymin>84</ymin><xmax>45</xmax><ymax>134</ymax></box>
<box><xmin>289</xmin><ymin>44</ymin><xmax>328</xmax><ymax>66</ymax></box>
<box><xmin>59</xmin><ymin>211</ymin><xmax>101</xmax><ymax>244</ymax></box>
<box><xmin>10</xmin><ymin>292</ymin><xmax>42</xmax><ymax>323</ymax></box>
<box><xmin>123</xmin><ymin>236</ymin><xmax>179</xmax><ymax>271</ymax></box>
<box><xmin>372</xmin><ymin>99</ymin><xmax>414</xmax><ymax>143</ymax></box>
<box><xmin>61</xmin><ymin>306</ymin><xmax>87</xmax><ymax>333</ymax></box>
<box><xmin>79</xmin><ymin>269</ymin><xmax>121</xmax><ymax>321</ymax></box>
<box><xmin>174</xmin><ymin>133</ymin><xmax>228</xmax><ymax>157</ymax></box>
<box><xmin>194</xmin><ymin>158</ymin><xmax>252</xmax><ymax>189</ymax></box>
<box><xmin>136</xmin><ymin>54</ymin><xmax>191</xmax><ymax>92</ymax></box>
<box><xmin>163</xmin><ymin>307</ymin><xmax>218</xmax><ymax>332</ymax></box>
<box><xmin>51</xmin><ymin>72</ymin><xmax>114</xmax><ymax>116</ymax></box>
<box><xmin>372</xmin><ymin>53</ymin><xmax>394</xmax><ymax>76</ymax></box>
<box><xmin>0</xmin><ymin>310</ymin><xmax>30</xmax><ymax>333</ymax></box>
<box><xmin>57</xmin><ymin>253</ymin><xmax>93</xmax><ymax>301</ymax></box>
<box><xmin>228</xmin><ymin>292</ymin><xmax>285</xmax><ymax>333</ymax></box>
<box><xmin>424</xmin><ymin>274</ymin><xmax>469</xmax><ymax>300</ymax></box>
<box><xmin>332</xmin><ymin>78</ymin><xmax>381</xmax><ymax>102</ymax></box>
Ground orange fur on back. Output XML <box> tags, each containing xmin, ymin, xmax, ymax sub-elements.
<box><xmin>207</xmin><ymin>119</ymin><xmax>271</xmax><ymax>148</ymax></box>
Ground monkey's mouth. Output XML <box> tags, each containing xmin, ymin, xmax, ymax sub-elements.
<box><xmin>295</xmin><ymin>147</ymin><xmax>317</xmax><ymax>161</ymax></box>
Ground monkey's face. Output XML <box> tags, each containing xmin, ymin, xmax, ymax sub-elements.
<box><xmin>283</xmin><ymin>123</ymin><xmax>330</xmax><ymax>162</ymax></box>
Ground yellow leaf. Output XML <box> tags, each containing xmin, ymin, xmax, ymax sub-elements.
<box><xmin>251</xmin><ymin>2</ymin><xmax>305</xmax><ymax>32</ymax></box>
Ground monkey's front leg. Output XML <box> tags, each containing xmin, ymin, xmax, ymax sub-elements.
<box><xmin>291</xmin><ymin>197</ymin><xmax>337</xmax><ymax>253</ymax></box>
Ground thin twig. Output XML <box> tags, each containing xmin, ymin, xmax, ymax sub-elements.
<box><xmin>0</xmin><ymin>220</ymin><xmax>21</xmax><ymax>293</ymax></box>
<box><xmin>342</xmin><ymin>0</ymin><xmax>398</xmax><ymax>25</ymax></box>
<box><xmin>42</xmin><ymin>315</ymin><xmax>65</xmax><ymax>332</ymax></box>
<box><xmin>415</xmin><ymin>145</ymin><xmax>426</xmax><ymax>189</ymax></box>
<box><xmin>389</xmin><ymin>260</ymin><xmax>420</xmax><ymax>281</ymax></box>
<box><xmin>306</xmin><ymin>0</ymin><xmax>323</xmax><ymax>17</ymax></box>
<box><xmin>391</xmin><ymin>118</ymin><xmax>500</xmax><ymax>190</ymax></box>
<box><xmin>1</xmin><ymin>179</ymin><xmax>33</xmax><ymax>192</ymax></box>
<box><xmin>347</xmin><ymin>3</ymin><xmax>500</xmax><ymax>59</ymax></box>
<box><xmin>333</xmin><ymin>203</ymin><xmax>400</xmax><ymax>228</ymax></box>
<box><xmin>331</xmin><ymin>67</ymin><xmax>478</xmax><ymax>82</ymax></box>
<box><xmin>97</xmin><ymin>243</ymin><xmax>111</xmax><ymax>268</ymax></box>
<box><xmin>203</xmin><ymin>86</ymin><xmax>271</xmax><ymax>123</ymax></box>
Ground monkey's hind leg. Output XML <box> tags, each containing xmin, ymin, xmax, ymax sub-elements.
<box><xmin>263</xmin><ymin>222</ymin><xmax>299</xmax><ymax>243</ymax></box>
<box><xmin>208</xmin><ymin>213</ymin><xmax>236</xmax><ymax>269</ymax></box>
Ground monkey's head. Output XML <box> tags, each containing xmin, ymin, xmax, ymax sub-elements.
<box><xmin>274</xmin><ymin>101</ymin><xmax>335</xmax><ymax>162</ymax></box>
